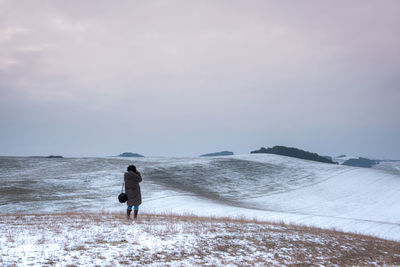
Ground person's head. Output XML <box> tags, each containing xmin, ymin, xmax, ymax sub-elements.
<box><xmin>127</xmin><ymin>165</ymin><xmax>137</xmax><ymax>172</ymax></box>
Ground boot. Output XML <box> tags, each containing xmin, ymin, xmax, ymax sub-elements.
<box><xmin>134</xmin><ymin>210</ymin><xmax>138</xmax><ymax>220</ymax></box>
<box><xmin>127</xmin><ymin>209</ymin><xmax>131</xmax><ymax>220</ymax></box>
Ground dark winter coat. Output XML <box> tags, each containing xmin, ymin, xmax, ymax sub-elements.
<box><xmin>124</xmin><ymin>171</ymin><xmax>142</xmax><ymax>206</ymax></box>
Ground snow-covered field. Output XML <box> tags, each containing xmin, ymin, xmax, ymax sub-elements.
<box><xmin>1</xmin><ymin>154</ymin><xmax>400</xmax><ymax>241</ymax></box>
<box><xmin>1</xmin><ymin>213</ymin><xmax>399</xmax><ymax>266</ymax></box>
<box><xmin>140</xmin><ymin>154</ymin><xmax>400</xmax><ymax>241</ymax></box>
<box><xmin>1</xmin><ymin>155</ymin><xmax>400</xmax><ymax>265</ymax></box>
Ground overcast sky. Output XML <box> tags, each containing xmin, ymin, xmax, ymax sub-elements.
<box><xmin>1</xmin><ymin>0</ymin><xmax>399</xmax><ymax>158</ymax></box>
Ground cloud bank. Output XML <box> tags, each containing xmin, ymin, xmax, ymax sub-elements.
<box><xmin>1</xmin><ymin>0</ymin><xmax>399</xmax><ymax>158</ymax></box>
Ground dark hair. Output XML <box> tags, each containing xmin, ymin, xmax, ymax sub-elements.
<box><xmin>127</xmin><ymin>165</ymin><xmax>137</xmax><ymax>172</ymax></box>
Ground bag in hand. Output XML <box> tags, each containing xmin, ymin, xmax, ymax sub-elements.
<box><xmin>118</xmin><ymin>180</ymin><xmax>128</xmax><ymax>203</ymax></box>
<box><xmin>118</xmin><ymin>192</ymin><xmax>128</xmax><ymax>203</ymax></box>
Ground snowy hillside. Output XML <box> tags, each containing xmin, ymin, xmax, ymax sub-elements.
<box><xmin>1</xmin><ymin>154</ymin><xmax>400</xmax><ymax>240</ymax></box>
<box><xmin>139</xmin><ymin>154</ymin><xmax>400</xmax><ymax>241</ymax></box>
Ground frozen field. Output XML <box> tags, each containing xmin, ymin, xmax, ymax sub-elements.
<box><xmin>1</xmin><ymin>213</ymin><xmax>399</xmax><ymax>266</ymax></box>
<box><xmin>1</xmin><ymin>154</ymin><xmax>399</xmax><ymax>240</ymax></box>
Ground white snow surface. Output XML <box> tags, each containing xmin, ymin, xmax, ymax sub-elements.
<box><xmin>1</xmin><ymin>154</ymin><xmax>400</xmax><ymax>241</ymax></box>
<box><xmin>138</xmin><ymin>154</ymin><xmax>400</xmax><ymax>241</ymax></box>
<box><xmin>1</xmin><ymin>213</ymin><xmax>395</xmax><ymax>266</ymax></box>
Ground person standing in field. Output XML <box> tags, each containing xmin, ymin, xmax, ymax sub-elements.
<box><xmin>124</xmin><ymin>164</ymin><xmax>142</xmax><ymax>220</ymax></box>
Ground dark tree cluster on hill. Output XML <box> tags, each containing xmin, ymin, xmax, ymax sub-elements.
<box><xmin>118</xmin><ymin>152</ymin><xmax>144</xmax><ymax>158</ymax></box>
<box><xmin>200</xmin><ymin>151</ymin><xmax>234</xmax><ymax>157</ymax></box>
<box><xmin>251</xmin><ymin>146</ymin><xmax>337</xmax><ymax>164</ymax></box>
<box><xmin>342</xmin><ymin>157</ymin><xmax>379</xmax><ymax>168</ymax></box>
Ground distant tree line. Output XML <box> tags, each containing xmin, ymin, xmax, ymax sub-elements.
<box><xmin>342</xmin><ymin>157</ymin><xmax>379</xmax><ymax>168</ymax></box>
<box><xmin>251</xmin><ymin>146</ymin><xmax>337</xmax><ymax>164</ymax></box>
<box><xmin>118</xmin><ymin>152</ymin><xmax>144</xmax><ymax>158</ymax></box>
<box><xmin>200</xmin><ymin>151</ymin><xmax>234</xmax><ymax>157</ymax></box>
